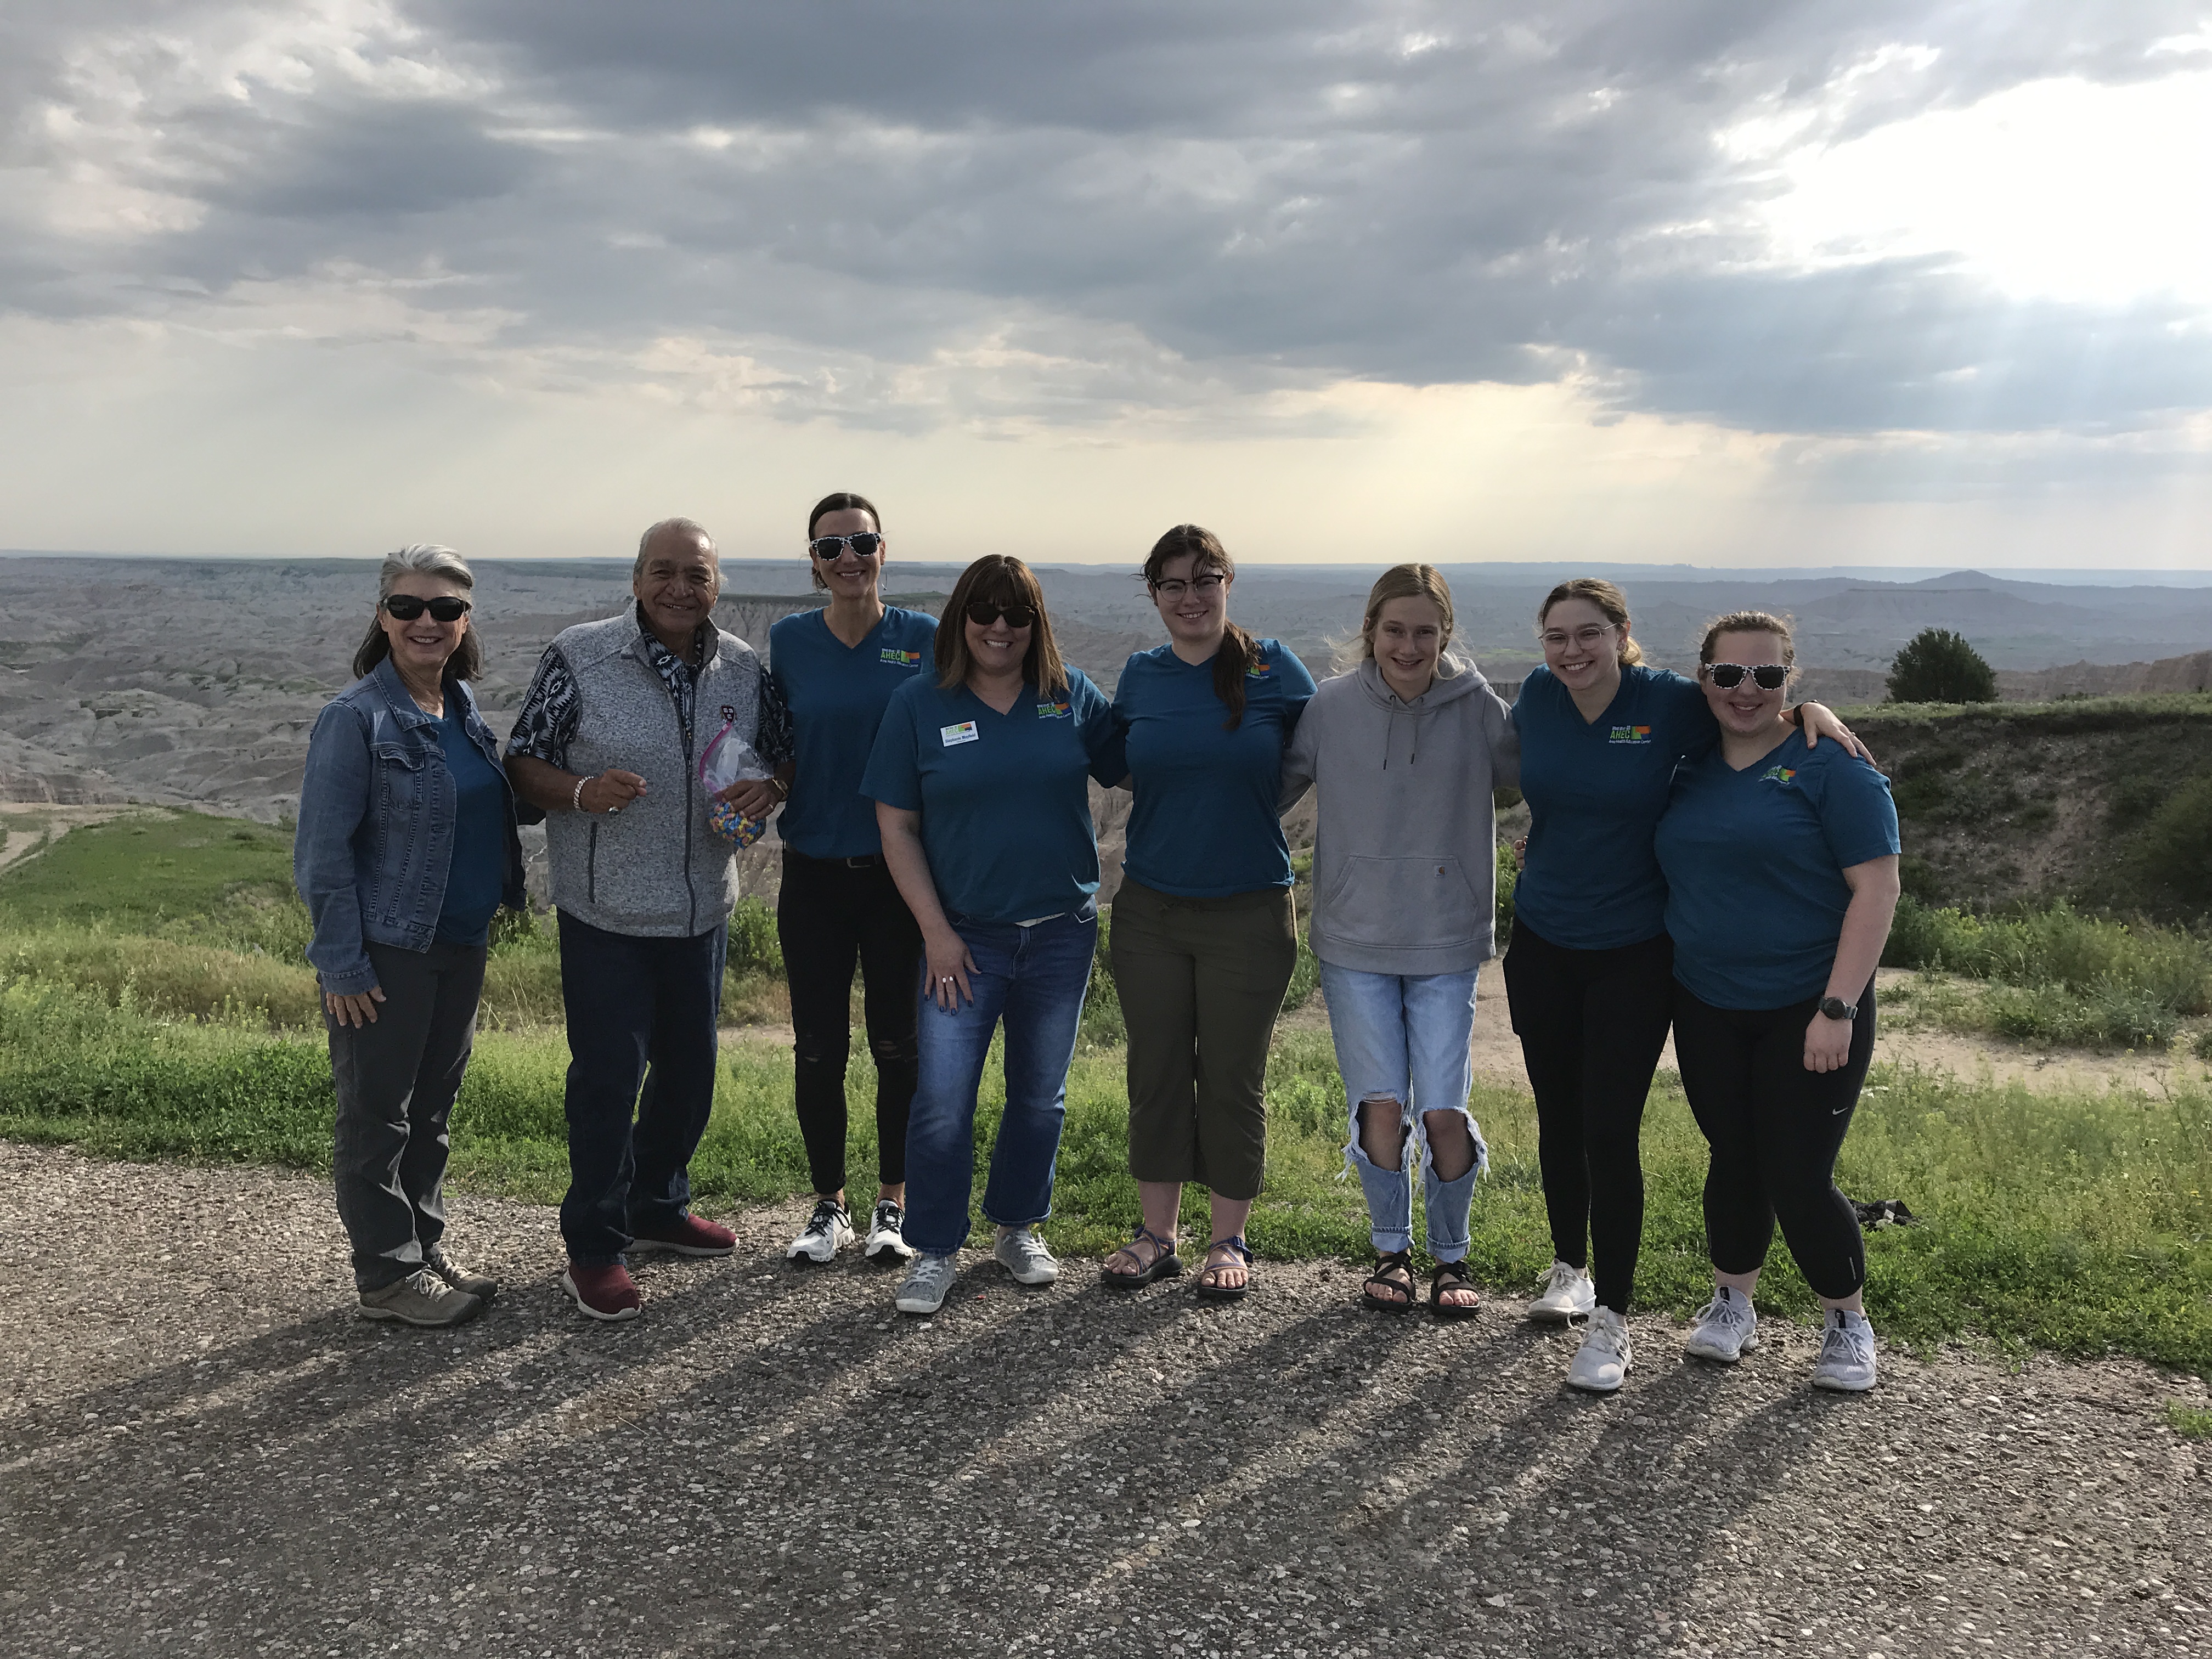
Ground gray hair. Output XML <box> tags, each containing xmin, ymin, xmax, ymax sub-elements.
<box><xmin>376</xmin><ymin>543</ymin><xmax>474</xmax><ymax>600</ymax></box>
<box><xmin>634</xmin><ymin>517</ymin><xmax>716</xmax><ymax>578</ymax></box>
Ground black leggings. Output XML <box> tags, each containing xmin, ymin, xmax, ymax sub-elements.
<box><xmin>1669</xmin><ymin>980</ymin><xmax>1877</xmax><ymax>1301</ymax></box>
<box><xmin>776</xmin><ymin>850</ymin><xmax>924</xmax><ymax>1196</ymax></box>
<box><xmin>1503</xmin><ymin>923</ymin><xmax>1674</xmax><ymax>1314</ymax></box>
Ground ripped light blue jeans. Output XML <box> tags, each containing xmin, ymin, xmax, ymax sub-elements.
<box><xmin>1318</xmin><ymin>962</ymin><xmax>1487</xmax><ymax>1262</ymax></box>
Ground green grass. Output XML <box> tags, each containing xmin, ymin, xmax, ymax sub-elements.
<box><xmin>1882</xmin><ymin>896</ymin><xmax>2212</xmax><ymax>1049</ymax></box>
<box><xmin>2165</xmin><ymin>1400</ymin><xmax>2212</xmax><ymax>1439</ymax></box>
<box><xmin>4</xmin><ymin>974</ymin><xmax>2209</xmax><ymax>1373</ymax></box>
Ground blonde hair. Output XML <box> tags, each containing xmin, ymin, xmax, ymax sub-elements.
<box><xmin>1339</xmin><ymin>563</ymin><xmax>1466</xmax><ymax>678</ymax></box>
<box><xmin>1538</xmin><ymin>578</ymin><xmax>1644</xmax><ymax>667</ymax></box>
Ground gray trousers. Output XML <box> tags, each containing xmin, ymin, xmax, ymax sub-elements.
<box><xmin>326</xmin><ymin>939</ymin><xmax>488</xmax><ymax>1293</ymax></box>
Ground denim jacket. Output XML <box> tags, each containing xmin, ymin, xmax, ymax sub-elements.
<box><xmin>295</xmin><ymin>658</ymin><xmax>526</xmax><ymax>995</ymax></box>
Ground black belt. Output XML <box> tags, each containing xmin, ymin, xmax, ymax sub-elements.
<box><xmin>788</xmin><ymin>848</ymin><xmax>883</xmax><ymax>870</ymax></box>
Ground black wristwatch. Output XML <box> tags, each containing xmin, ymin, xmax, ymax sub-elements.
<box><xmin>1818</xmin><ymin>995</ymin><xmax>1859</xmax><ymax>1022</ymax></box>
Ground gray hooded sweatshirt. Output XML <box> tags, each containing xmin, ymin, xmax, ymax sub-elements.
<box><xmin>1279</xmin><ymin>657</ymin><xmax>1520</xmax><ymax>975</ymax></box>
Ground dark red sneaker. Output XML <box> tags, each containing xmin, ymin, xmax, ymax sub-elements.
<box><xmin>630</xmin><ymin>1214</ymin><xmax>737</xmax><ymax>1257</ymax></box>
<box><xmin>562</xmin><ymin>1262</ymin><xmax>642</xmax><ymax>1322</ymax></box>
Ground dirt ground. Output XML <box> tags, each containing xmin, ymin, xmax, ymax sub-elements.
<box><xmin>3</xmin><ymin>1141</ymin><xmax>2207</xmax><ymax>1659</ymax></box>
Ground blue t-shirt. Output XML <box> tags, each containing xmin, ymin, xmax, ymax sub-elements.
<box><xmin>770</xmin><ymin>605</ymin><xmax>938</xmax><ymax>860</ymax></box>
<box><xmin>435</xmin><ymin>702</ymin><xmax>508</xmax><ymax>946</ymax></box>
<box><xmin>1511</xmin><ymin>663</ymin><xmax>1714</xmax><ymax>951</ymax></box>
<box><xmin>1105</xmin><ymin>638</ymin><xmax>1316</xmax><ymax>898</ymax></box>
<box><xmin>860</xmin><ymin>668</ymin><xmax>1118</xmax><ymax>926</ymax></box>
<box><xmin>1655</xmin><ymin>734</ymin><xmax>1901</xmax><ymax>1010</ymax></box>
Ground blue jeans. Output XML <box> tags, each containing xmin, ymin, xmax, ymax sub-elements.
<box><xmin>557</xmin><ymin>910</ymin><xmax>729</xmax><ymax>1266</ymax></box>
<box><xmin>1319</xmin><ymin>961</ymin><xmax>1487</xmax><ymax>1262</ymax></box>
<box><xmin>903</xmin><ymin>911</ymin><xmax>1097</xmax><ymax>1258</ymax></box>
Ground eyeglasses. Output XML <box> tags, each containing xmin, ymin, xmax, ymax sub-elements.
<box><xmin>1703</xmin><ymin>662</ymin><xmax>1790</xmax><ymax>690</ymax></box>
<box><xmin>382</xmin><ymin>595</ymin><xmax>471</xmax><ymax>622</ymax></box>
<box><xmin>809</xmin><ymin>533</ymin><xmax>884</xmax><ymax>560</ymax></box>
<box><xmin>1538</xmin><ymin>623</ymin><xmax>1617</xmax><ymax>651</ymax></box>
<box><xmin>964</xmin><ymin>601</ymin><xmax>1036</xmax><ymax>629</ymax></box>
<box><xmin>1151</xmin><ymin>574</ymin><xmax>1225</xmax><ymax>600</ymax></box>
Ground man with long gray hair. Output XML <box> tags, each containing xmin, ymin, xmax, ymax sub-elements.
<box><xmin>507</xmin><ymin>517</ymin><xmax>793</xmax><ymax>1320</ymax></box>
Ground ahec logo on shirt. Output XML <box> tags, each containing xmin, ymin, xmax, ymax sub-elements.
<box><xmin>1244</xmin><ymin>660</ymin><xmax>1273</xmax><ymax>679</ymax></box>
<box><xmin>880</xmin><ymin>648</ymin><xmax>923</xmax><ymax>667</ymax></box>
<box><xmin>1607</xmin><ymin>724</ymin><xmax>1653</xmax><ymax>744</ymax></box>
<box><xmin>1035</xmin><ymin>697</ymin><xmax>1073</xmax><ymax>719</ymax></box>
<box><xmin>1759</xmin><ymin>764</ymin><xmax>1798</xmax><ymax>784</ymax></box>
<box><xmin>940</xmin><ymin>721</ymin><xmax>979</xmax><ymax>747</ymax></box>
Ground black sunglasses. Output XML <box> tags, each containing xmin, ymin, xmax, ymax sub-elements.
<box><xmin>810</xmin><ymin>532</ymin><xmax>884</xmax><ymax>560</ymax></box>
<box><xmin>382</xmin><ymin>595</ymin><xmax>471</xmax><ymax>622</ymax></box>
<box><xmin>964</xmin><ymin>601</ymin><xmax>1036</xmax><ymax>629</ymax></box>
<box><xmin>1703</xmin><ymin>662</ymin><xmax>1788</xmax><ymax>690</ymax></box>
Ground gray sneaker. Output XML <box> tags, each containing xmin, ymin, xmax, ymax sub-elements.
<box><xmin>424</xmin><ymin>1246</ymin><xmax>498</xmax><ymax>1303</ymax></box>
<box><xmin>894</xmin><ymin>1253</ymin><xmax>960</xmax><ymax>1316</ymax></box>
<box><xmin>1811</xmin><ymin>1309</ymin><xmax>1878</xmax><ymax>1392</ymax></box>
<box><xmin>1684</xmin><ymin>1285</ymin><xmax>1759</xmax><ymax>1362</ymax></box>
<box><xmin>1566</xmin><ymin>1307</ymin><xmax>1633</xmax><ymax>1393</ymax></box>
<box><xmin>358</xmin><ymin>1268</ymin><xmax>483</xmax><ymax>1329</ymax></box>
<box><xmin>992</xmin><ymin>1227</ymin><xmax>1059</xmax><ymax>1286</ymax></box>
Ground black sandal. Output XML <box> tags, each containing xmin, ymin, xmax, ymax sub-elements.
<box><xmin>1429</xmin><ymin>1260</ymin><xmax>1480</xmax><ymax>1321</ymax></box>
<box><xmin>1361</xmin><ymin>1249</ymin><xmax>1417</xmax><ymax>1313</ymax></box>
<box><xmin>1102</xmin><ymin>1224</ymin><xmax>1182</xmax><ymax>1290</ymax></box>
<box><xmin>1195</xmin><ymin>1235</ymin><xmax>1253</xmax><ymax>1302</ymax></box>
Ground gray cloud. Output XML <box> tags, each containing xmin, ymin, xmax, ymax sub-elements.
<box><xmin>3</xmin><ymin>0</ymin><xmax>2208</xmax><ymax>448</ymax></box>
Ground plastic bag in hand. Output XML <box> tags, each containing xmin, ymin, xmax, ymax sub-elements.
<box><xmin>698</xmin><ymin>707</ymin><xmax>771</xmax><ymax>847</ymax></box>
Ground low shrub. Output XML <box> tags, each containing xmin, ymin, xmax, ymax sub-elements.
<box><xmin>2139</xmin><ymin>775</ymin><xmax>2212</xmax><ymax>908</ymax></box>
<box><xmin>1882</xmin><ymin>896</ymin><xmax>2212</xmax><ymax>1048</ymax></box>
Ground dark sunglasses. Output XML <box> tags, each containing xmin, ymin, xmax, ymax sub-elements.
<box><xmin>1703</xmin><ymin>662</ymin><xmax>1789</xmax><ymax>690</ymax></box>
<box><xmin>809</xmin><ymin>532</ymin><xmax>884</xmax><ymax>560</ymax></box>
<box><xmin>382</xmin><ymin>595</ymin><xmax>471</xmax><ymax>622</ymax></box>
<box><xmin>964</xmin><ymin>601</ymin><xmax>1036</xmax><ymax>629</ymax></box>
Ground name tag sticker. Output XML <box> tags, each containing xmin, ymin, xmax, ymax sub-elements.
<box><xmin>940</xmin><ymin>721</ymin><xmax>979</xmax><ymax>747</ymax></box>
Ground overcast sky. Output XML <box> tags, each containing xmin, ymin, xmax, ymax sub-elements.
<box><xmin>2</xmin><ymin>1</ymin><xmax>2208</xmax><ymax>567</ymax></box>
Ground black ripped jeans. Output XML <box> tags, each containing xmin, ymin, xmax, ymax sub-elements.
<box><xmin>776</xmin><ymin>849</ymin><xmax>924</xmax><ymax>1197</ymax></box>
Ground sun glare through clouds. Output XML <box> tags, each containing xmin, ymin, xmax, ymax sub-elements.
<box><xmin>1751</xmin><ymin>66</ymin><xmax>2212</xmax><ymax>308</ymax></box>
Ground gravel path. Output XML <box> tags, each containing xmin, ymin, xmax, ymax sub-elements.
<box><xmin>3</xmin><ymin>1141</ymin><xmax>2207</xmax><ymax>1659</ymax></box>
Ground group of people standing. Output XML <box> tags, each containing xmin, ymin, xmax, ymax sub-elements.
<box><xmin>295</xmin><ymin>498</ymin><xmax>1900</xmax><ymax>1396</ymax></box>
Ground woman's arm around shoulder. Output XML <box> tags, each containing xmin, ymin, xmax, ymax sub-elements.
<box><xmin>1277</xmin><ymin>672</ymin><xmax>1330</xmax><ymax>811</ymax></box>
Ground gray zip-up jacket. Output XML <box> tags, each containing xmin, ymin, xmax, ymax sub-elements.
<box><xmin>1278</xmin><ymin>657</ymin><xmax>1520</xmax><ymax>975</ymax></box>
<box><xmin>530</xmin><ymin>612</ymin><xmax>764</xmax><ymax>938</ymax></box>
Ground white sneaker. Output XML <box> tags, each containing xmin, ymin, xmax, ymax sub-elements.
<box><xmin>1566</xmin><ymin>1307</ymin><xmax>1633</xmax><ymax>1393</ymax></box>
<box><xmin>1528</xmin><ymin>1260</ymin><xmax>1596</xmax><ymax>1322</ymax></box>
<box><xmin>992</xmin><ymin>1227</ymin><xmax>1059</xmax><ymax>1286</ymax></box>
<box><xmin>894</xmin><ymin>1253</ymin><xmax>959</xmax><ymax>1316</ymax></box>
<box><xmin>864</xmin><ymin>1199</ymin><xmax>915</xmax><ymax>1263</ymax></box>
<box><xmin>786</xmin><ymin>1198</ymin><xmax>854</xmax><ymax>1264</ymax></box>
<box><xmin>1811</xmin><ymin>1309</ymin><xmax>1878</xmax><ymax>1392</ymax></box>
<box><xmin>1683</xmin><ymin>1285</ymin><xmax>1760</xmax><ymax>1363</ymax></box>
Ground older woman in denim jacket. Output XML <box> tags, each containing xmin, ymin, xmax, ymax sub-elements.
<box><xmin>295</xmin><ymin>545</ymin><xmax>525</xmax><ymax>1328</ymax></box>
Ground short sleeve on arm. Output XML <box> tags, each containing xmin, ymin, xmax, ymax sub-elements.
<box><xmin>506</xmin><ymin>648</ymin><xmax>579</xmax><ymax>767</ymax></box>
<box><xmin>859</xmin><ymin>685</ymin><xmax>925</xmax><ymax>812</ymax></box>
<box><xmin>1273</xmin><ymin>643</ymin><xmax>1318</xmax><ymax>731</ymax></box>
<box><xmin>1814</xmin><ymin>756</ymin><xmax>1902</xmax><ymax>870</ymax></box>
<box><xmin>1074</xmin><ymin>672</ymin><xmax>1121</xmax><ymax>782</ymax></box>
